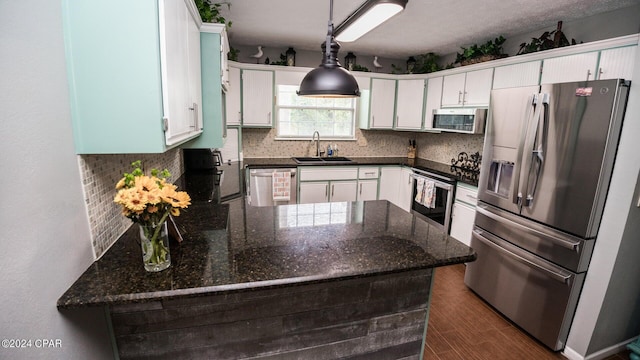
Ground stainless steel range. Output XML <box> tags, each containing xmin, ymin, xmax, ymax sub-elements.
<box><xmin>464</xmin><ymin>79</ymin><xmax>630</xmax><ymax>351</ymax></box>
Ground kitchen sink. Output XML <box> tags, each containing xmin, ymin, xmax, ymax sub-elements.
<box><xmin>292</xmin><ymin>156</ymin><xmax>354</xmax><ymax>164</ymax></box>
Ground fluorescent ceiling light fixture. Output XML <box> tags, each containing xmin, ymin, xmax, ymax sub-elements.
<box><xmin>335</xmin><ymin>0</ymin><xmax>408</xmax><ymax>42</ymax></box>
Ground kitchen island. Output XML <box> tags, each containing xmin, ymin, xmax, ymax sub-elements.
<box><xmin>58</xmin><ymin>170</ymin><xmax>475</xmax><ymax>359</ymax></box>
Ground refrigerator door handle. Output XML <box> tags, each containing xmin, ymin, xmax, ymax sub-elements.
<box><xmin>476</xmin><ymin>203</ymin><xmax>581</xmax><ymax>251</ymax></box>
<box><xmin>516</xmin><ymin>94</ymin><xmax>543</xmax><ymax>208</ymax></box>
<box><xmin>473</xmin><ymin>228</ymin><xmax>573</xmax><ymax>285</ymax></box>
<box><xmin>525</xmin><ymin>93</ymin><xmax>550</xmax><ymax>207</ymax></box>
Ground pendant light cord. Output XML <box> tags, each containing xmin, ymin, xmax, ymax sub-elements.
<box><xmin>325</xmin><ymin>0</ymin><xmax>334</xmax><ymax>64</ymax></box>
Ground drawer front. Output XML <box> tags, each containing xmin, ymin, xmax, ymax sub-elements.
<box><xmin>299</xmin><ymin>167</ymin><xmax>358</xmax><ymax>181</ymax></box>
<box><xmin>358</xmin><ymin>167</ymin><xmax>380</xmax><ymax>179</ymax></box>
<box><xmin>455</xmin><ymin>184</ymin><xmax>478</xmax><ymax>206</ymax></box>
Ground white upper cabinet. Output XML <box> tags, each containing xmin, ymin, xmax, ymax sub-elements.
<box><xmin>441</xmin><ymin>73</ymin><xmax>466</xmax><ymax>107</ymax></box>
<box><xmin>463</xmin><ymin>68</ymin><xmax>494</xmax><ymax>106</ymax></box>
<box><xmin>395</xmin><ymin>79</ymin><xmax>425</xmax><ymax>130</ymax></box>
<box><xmin>369</xmin><ymin>78</ymin><xmax>396</xmax><ymax>129</ymax></box>
<box><xmin>424</xmin><ymin>76</ymin><xmax>443</xmax><ymax>130</ymax></box>
<box><xmin>597</xmin><ymin>46</ymin><xmax>637</xmax><ymax>80</ymax></box>
<box><xmin>441</xmin><ymin>69</ymin><xmax>493</xmax><ymax>107</ymax></box>
<box><xmin>62</xmin><ymin>0</ymin><xmax>203</xmax><ymax>153</ymax></box>
<box><xmin>242</xmin><ymin>69</ymin><xmax>274</xmax><ymax>127</ymax></box>
<box><xmin>226</xmin><ymin>66</ymin><xmax>241</xmax><ymax>125</ymax></box>
<box><xmin>493</xmin><ymin>61</ymin><xmax>541</xmax><ymax>89</ymax></box>
<box><xmin>541</xmin><ymin>52</ymin><xmax>599</xmax><ymax>84</ymax></box>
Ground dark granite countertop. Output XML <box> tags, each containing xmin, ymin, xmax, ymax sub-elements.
<box><xmin>243</xmin><ymin>157</ymin><xmax>480</xmax><ymax>187</ymax></box>
<box><xmin>58</xmin><ymin>179</ymin><xmax>475</xmax><ymax>308</ymax></box>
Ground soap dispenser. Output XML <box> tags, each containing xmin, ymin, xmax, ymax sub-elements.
<box><xmin>327</xmin><ymin>144</ymin><xmax>333</xmax><ymax>157</ymax></box>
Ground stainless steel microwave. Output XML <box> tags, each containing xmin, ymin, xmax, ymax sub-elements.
<box><xmin>432</xmin><ymin>108</ymin><xmax>487</xmax><ymax>134</ymax></box>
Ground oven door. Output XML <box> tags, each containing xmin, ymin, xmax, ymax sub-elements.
<box><xmin>410</xmin><ymin>171</ymin><xmax>455</xmax><ymax>231</ymax></box>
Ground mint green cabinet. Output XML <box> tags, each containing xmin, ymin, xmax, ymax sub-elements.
<box><xmin>183</xmin><ymin>24</ymin><xmax>227</xmax><ymax>149</ymax></box>
<box><xmin>62</xmin><ymin>0</ymin><xmax>203</xmax><ymax>154</ymax></box>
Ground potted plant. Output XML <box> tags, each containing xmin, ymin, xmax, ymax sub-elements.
<box><xmin>517</xmin><ymin>21</ymin><xmax>578</xmax><ymax>55</ymax></box>
<box><xmin>392</xmin><ymin>52</ymin><xmax>443</xmax><ymax>74</ymax></box>
<box><xmin>195</xmin><ymin>0</ymin><xmax>231</xmax><ymax>26</ymax></box>
<box><xmin>456</xmin><ymin>36</ymin><xmax>507</xmax><ymax>66</ymax></box>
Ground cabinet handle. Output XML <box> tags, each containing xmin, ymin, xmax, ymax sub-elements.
<box><xmin>331</xmin><ymin>184</ymin><xmax>335</xmax><ymax>198</ymax></box>
<box><xmin>598</xmin><ymin>67</ymin><xmax>604</xmax><ymax>80</ymax></box>
<box><xmin>458</xmin><ymin>91</ymin><xmax>462</xmax><ymax>104</ymax></box>
<box><xmin>586</xmin><ymin>69</ymin><xmax>592</xmax><ymax>81</ymax></box>
<box><xmin>396</xmin><ymin>115</ymin><xmax>399</xmax><ymax>124</ymax></box>
<box><xmin>325</xmin><ymin>184</ymin><xmax>328</xmax><ymax>198</ymax></box>
<box><xmin>359</xmin><ymin>183</ymin><xmax>362</xmax><ymax>195</ymax></box>
<box><xmin>463</xmin><ymin>91</ymin><xmax>468</xmax><ymax>105</ymax></box>
<box><xmin>267</xmin><ymin>111</ymin><xmax>271</xmax><ymax>124</ymax></box>
<box><xmin>364</xmin><ymin>172</ymin><xmax>376</xmax><ymax>176</ymax></box>
<box><xmin>189</xmin><ymin>103</ymin><xmax>198</xmax><ymax>129</ymax></box>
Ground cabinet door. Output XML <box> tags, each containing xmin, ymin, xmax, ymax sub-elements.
<box><xmin>424</xmin><ymin>76</ymin><xmax>443</xmax><ymax>130</ymax></box>
<box><xmin>299</xmin><ymin>182</ymin><xmax>329</xmax><ymax>204</ymax></box>
<box><xmin>541</xmin><ymin>52</ymin><xmax>599</xmax><ymax>84</ymax></box>
<box><xmin>397</xmin><ymin>168</ymin><xmax>413</xmax><ymax>213</ymax></box>
<box><xmin>186</xmin><ymin>10</ymin><xmax>202</xmax><ymax>132</ymax></box>
<box><xmin>441</xmin><ymin>73</ymin><xmax>466</xmax><ymax>107</ymax></box>
<box><xmin>162</xmin><ymin>0</ymin><xmax>191</xmax><ymax>145</ymax></box>
<box><xmin>242</xmin><ymin>69</ymin><xmax>274</xmax><ymax>127</ymax></box>
<box><xmin>330</xmin><ymin>181</ymin><xmax>358</xmax><ymax>202</ymax></box>
<box><xmin>369</xmin><ymin>78</ymin><xmax>396</xmax><ymax>129</ymax></box>
<box><xmin>395</xmin><ymin>79</ymin><xmax>425</xmax><ymax>130</ymax></box>
<box><xmin>493</xmin><ymin>61</ymin><xmax>541</xmax><ymax>89</ymax></box>
<box><xmin>226</xmin><ymin>66</ymin><xmax>242</xmax><ymax>125</ymax></box>
<box><xmin>450</xmin><ymin>202</ymin><xmax>476</xmax><ymax>246</ymax></box>
<box><xmin>597</xmin><ymin>46</ymin><xmax>637</xmax><ymax>80</ymax></box>
<box><xmin>379</xmin><ymin>167</ymin><xmax>401</xmax><ymax>205</ymax></box>
<box><xmin>463</xmin><ymin>68</ymin><xmax>493</xmax><ymax>106</ymax></box>
<box><xmin>357</xmin><ymin>180</ymin><xmax>378</xmax><ymax>201</ymax></box>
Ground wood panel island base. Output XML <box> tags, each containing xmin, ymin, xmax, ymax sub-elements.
<box><xmin>58</xmin><ymin>175</ymin><xmax>475</xmax><ymax>360</ymax></box>
<box><xmin>111</xmin><ymin>269</ymin><xmax>433</xmax><ymax>359</ymax></box>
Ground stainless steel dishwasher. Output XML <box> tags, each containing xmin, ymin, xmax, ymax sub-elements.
<box><xmin>248</xmin><ymin>168</ymin><xmax>297</xmax><ymax>206</ymax></box>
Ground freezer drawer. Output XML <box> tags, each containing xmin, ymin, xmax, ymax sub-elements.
<box><xmin>475</xmin><ymin>202</ymin><xmax>593</xmax><ymax>273</ymax></box>
<box><xmin>464</xmin><ymin>228</ymin><xmax>585</xmax><ymax>351</ymax></box>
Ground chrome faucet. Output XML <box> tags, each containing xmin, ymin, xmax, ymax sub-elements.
<box><xmin>312</xmin><ymin>131</ymin><xmax>320</xmax><ymax>157</ymax></box>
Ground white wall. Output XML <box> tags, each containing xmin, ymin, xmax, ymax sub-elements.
<box><xmin>564</xmin><ymin>36</ymin><xmax>640</xmax><ymax>359</ymax></box>
<box><xmin>0</xmin><ymin>1</ymin><xmax>113</xmax><ymax>359</ymax></box>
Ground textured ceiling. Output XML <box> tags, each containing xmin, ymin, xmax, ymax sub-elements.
<box><xmin>218</xmin><ymin>0</ymin><xmax>640</xmax><ymax>58</ymax></box>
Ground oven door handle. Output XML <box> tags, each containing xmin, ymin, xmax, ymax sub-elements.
<box><xmin>410</xmin><ymin>172</ymin><xmax>454</xmax><ymax>191</ymax></box>
<box><xmin>473</xmin><ymin>228</ymin><xmax>572</xmax><ymax>285</ymax></box>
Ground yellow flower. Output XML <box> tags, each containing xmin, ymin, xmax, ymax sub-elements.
<box><xmin>170</xmin><ymin>208</ymin><xmax>180</xmax><ymax>216</ymax></box>
<box><xmin>114</xmin><ymin>188</ymin><xmax>130</xmax><ymax>205</ymax></box>
<box><xmin>145</xmin><ymin>188</ymin><xmax>162</xmax><ymax>205</ymax></box>
<box><xmin>135</xmin><ymin>176</ymin><xmax>159</xmax><ymax>193</ymax></box>
<box><xmin>124</xmin><ymin>188</ymin><xmax>147</xmax><ymax>212</ymax></box>
<box><xmin>115</xmin><ymin>178</ymin><xmax>126</xmax><ymax>189</ymax></box>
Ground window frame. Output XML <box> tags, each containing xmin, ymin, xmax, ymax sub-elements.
<box><xmin>275</xmin><ymin>85</ymin><xmax>358</xmax><ymax>141</ymax></box>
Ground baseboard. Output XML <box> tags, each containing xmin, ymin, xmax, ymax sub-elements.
<box><xmin>563</xmin><ymin>336</ymin><xmax>638</xmax><ymax>360</ymax></box>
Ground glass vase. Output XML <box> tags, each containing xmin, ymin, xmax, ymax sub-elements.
<box><xmin>139</xmin><ymin>222</ymin><xmax>171</xmax><ymax>272</ymax></box>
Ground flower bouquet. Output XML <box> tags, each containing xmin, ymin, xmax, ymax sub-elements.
<box><xmin>114</xmin><ymin>161</ymin><xmax>191</xmax><ymax>272</ymax></box>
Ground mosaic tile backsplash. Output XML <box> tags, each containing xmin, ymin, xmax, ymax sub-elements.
<box><xmin>242</xmin><ymin>128</ymin><xmax>484</xmax><ymax>165</ymax></box>
<box><xmin>78</xmin><ymin>149</ymin><xmax>183</xmax><ymax>259</ymax></box>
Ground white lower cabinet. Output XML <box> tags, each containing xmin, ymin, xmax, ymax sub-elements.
<box><xmin>299</xmin><ymin>182</ymin><xmax>330</xmax><ymax>203</ymax></box>
<box><xmin>450</xmin><ymin>202</ymin><xmax>475</xmax><ymax>246</ymax></box>
<box><xmin>379</xmin><ymin>167</ymin><xmax>402</xmax><ymax>205</ymax></box>
<box><xmin>299</xmin><ymin>181</ymin><xmax>358</xmax><ymax>203</ymax></box>
<box><xmin>398</xmin><ymin>167</ymin><xmax>413</xmax><ymax>213</ymax></box>
<box><xmin>379</xmin><ymin>166</ymin><xmax>412</xmax><ymax>213</ymax></box>
<box><xmin>450</xmin><ymin>183</ymin><xmax>478</xmax><ymax>246</ymax></box>
<box><xmin>357</xmin><ymin>180</ymin><xmax>378</xmax><ymax>201</ymax></box>
<box><xmin>330</xmin><ymin>181</ymin><xmax>358</xmax><ymax>202</ymax></box>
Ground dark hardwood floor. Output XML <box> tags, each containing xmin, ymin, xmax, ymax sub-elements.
<box><xmin>423</xmin><ymin>264</ymin><xmax>631</xmax><ymax>360</ymax></box>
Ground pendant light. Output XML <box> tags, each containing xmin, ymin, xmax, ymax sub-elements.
<box><xmin>297</xmin><ymin>0</ymin><xmax>360</xmax><ymax>98</ymax></box>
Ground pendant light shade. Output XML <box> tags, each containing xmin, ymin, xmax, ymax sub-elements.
<box><xmin>298</xmin><ymin>0</ymin><xmax>360</xmax><ymax>98</ymax></box>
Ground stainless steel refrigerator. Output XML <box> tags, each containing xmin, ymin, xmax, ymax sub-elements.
<box><xmin>464</xmin><ymin>79</ymin><xmax>630</xmax><ymax>351</ymax></box>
